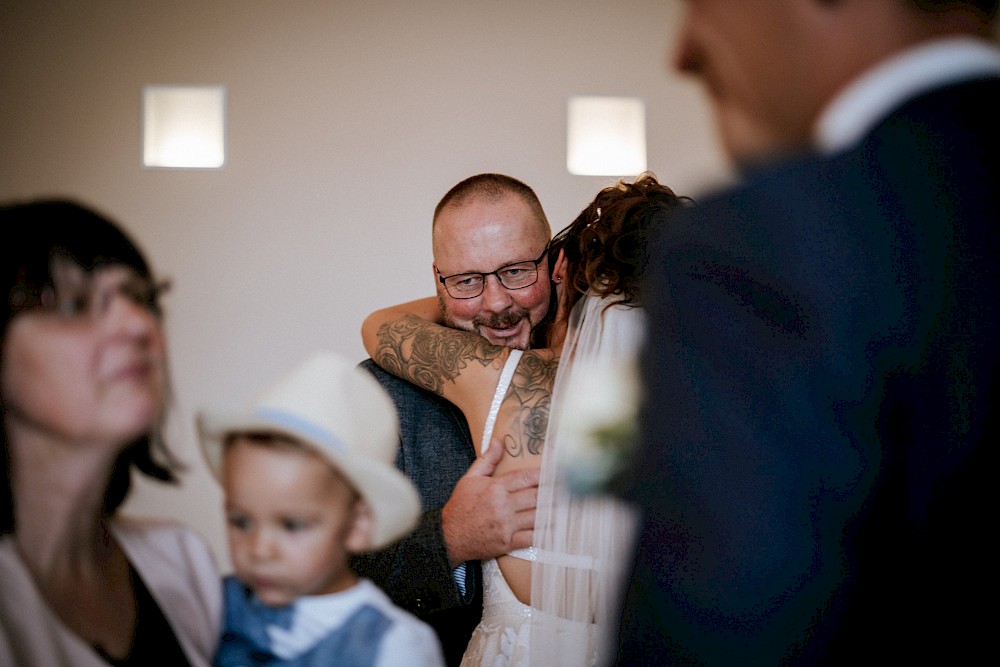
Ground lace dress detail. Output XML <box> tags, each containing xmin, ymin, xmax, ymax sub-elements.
<box><xmin>462</xmin><ymin>557</ymin><xmax>602</xmax><ymax>667</ymax></box>
<box><xmin>460</xmin><ymin>559</ymin><xmax>534</xmax><ymax>667</ymax></box>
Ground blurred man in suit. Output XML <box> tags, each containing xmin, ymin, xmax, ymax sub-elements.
<box><xmin>617</xmin><ymin>1</ymin><xmax>999</xmax><ymax>663</ymax></box>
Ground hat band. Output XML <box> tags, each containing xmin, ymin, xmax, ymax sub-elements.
<box><xmin>254</xmin><ymin>406</ymin><xmax>347</xmax><ymax>453</ymax></box>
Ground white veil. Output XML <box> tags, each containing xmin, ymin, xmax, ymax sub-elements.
<box><xmin>529</xmin><ymin>293</ymin><xmax>643</xmax><ymax>666</ymax></box>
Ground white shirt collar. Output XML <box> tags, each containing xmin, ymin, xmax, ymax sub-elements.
<box><xmin>814</xmin><ymin>37</ymin><xmax>1000</xmax><ymax>154</ymax></box>
<box><xmin>264</xmin><ymin>579</ymin><xmax>376</xmax><ymax>660</ymax></box>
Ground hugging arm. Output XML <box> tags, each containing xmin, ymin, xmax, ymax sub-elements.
<box><xmin>360</xmin><ymin>301</ymin><xmax>542</xmax><ymax>561</ymax></box>
<box><xmin>362</xmin><ymin>298</ymin><xmax>506</xmax><ymax>416</ymax></box>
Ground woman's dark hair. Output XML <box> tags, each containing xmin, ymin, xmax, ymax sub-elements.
<box><xmin>550</xmin><ymin>173</ymin><xmax>691</xmax><ymax>318</ymax></box>
<box><xmin>1</xmin><ymin>200</ymin><xmax>179</xmax><ymax>535</ymax></box>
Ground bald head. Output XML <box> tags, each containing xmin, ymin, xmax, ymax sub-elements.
<box><xmin>434</xmin><ymin>173</ymin><xmax>548</xmax><ymax>233</ymax></box>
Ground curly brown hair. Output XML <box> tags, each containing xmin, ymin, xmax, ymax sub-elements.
<box><xmin>550</xmin><ymin>173</ymin><xmax>690</xmax><ymax>318</ymax></box>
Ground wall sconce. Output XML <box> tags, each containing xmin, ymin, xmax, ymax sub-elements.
<box><xmin>142</xmin><ymin>85</ymin><xmax>226</xmax><ymax>168</ymax></box>
<box><xmin>566</xmin><ymin>96</ymin><xmax>646</xmax><ymax>176</ymax></box>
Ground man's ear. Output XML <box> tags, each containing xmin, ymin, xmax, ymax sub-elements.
<box><xmin>344</xmin><ymin>499</ymin><xmax>375</xmax><ymax>554</ymax></box>
<box><xmin>552</xmin><ymin>248</ymin><xmax>568</xmax><ymax>284</ymax></box>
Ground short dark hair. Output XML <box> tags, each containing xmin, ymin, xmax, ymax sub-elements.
<box><xmin>432</xmin><ymin>173</ymin><xmax>550</xmax><ymax>235</ymax></box>
<box><xmin>1</xmin><ymin>200</ymin><xmax>179</xmax><ymax>535</ymax></box>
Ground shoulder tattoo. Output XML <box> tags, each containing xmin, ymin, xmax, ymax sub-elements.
<box><xmin>501</xmin><ymin>352</ymin><xmax>559</xmax><ymax>458</ymax></box>
<box><xmin>374</xmin><ymin>315</ymin><xmax>504</xmax><ymax>396</ymax></box>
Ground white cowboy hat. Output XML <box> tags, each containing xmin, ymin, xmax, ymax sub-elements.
<box><xmin>197</xmin><ymin>351</ymin><xmax>419</xmax><ymax>551</ymax></box>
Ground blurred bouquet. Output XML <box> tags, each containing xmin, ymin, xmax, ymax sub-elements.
<box><xmin>559</xmin><ymin>355</ymin><xmax>641</xmax><ymax>495</ymax></box>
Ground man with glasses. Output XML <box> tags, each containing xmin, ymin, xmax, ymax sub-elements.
<box><xmin>432</xmin><ymin>176</ymin><xmax>553</xmax><ymax>350</ymax></box>
<box><xmin>354</xmin><ymin>174</ymin><xmax>552</xmax><ymax>666</ymax></box>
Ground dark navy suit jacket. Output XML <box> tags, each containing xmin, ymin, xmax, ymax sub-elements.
<box><xmin>352</xmin><ymin>360</ymin><xmax>481</xmax><ymax>667</ymax></box>
<box><xmin>616</xmin><ymin>77</ymin><xmax>999</xmax><ymax>664</ymax></box>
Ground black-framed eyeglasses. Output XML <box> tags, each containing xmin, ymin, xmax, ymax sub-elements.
<box><xmin>437</xmin><ymin>246</ymin><xmax>549</xmax><ymax>299</ymax></box>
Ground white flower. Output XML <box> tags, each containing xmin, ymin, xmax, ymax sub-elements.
<box><xmin>559</xmin><ymin>355</ymin><xmax>641</xmax><ymax>494</ymax></box>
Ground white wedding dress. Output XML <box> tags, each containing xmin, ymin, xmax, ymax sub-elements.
<box><xmin>460</xmin><ymin>349</ymin><xmax>534</xmax><ymax>667</ymax></box>
<box><xmin>460</xmin><ymin>296</ymin><xmax>643</xmax><ymax>667</ymax></box>
<box><xmin>460</xmin><ymin>557</ymin><xmax>534</xmax><ymax>667</ymax></box>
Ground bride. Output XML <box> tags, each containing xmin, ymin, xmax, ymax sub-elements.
<box><xmin>362</xmin><ymin>174</ymin><xmax>687</xmax><ymax>666</ymax></box>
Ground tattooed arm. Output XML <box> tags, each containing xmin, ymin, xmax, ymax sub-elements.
<box><xmin>362</xmin><ymin>297</ymin><xmax>509</xmax><ymax>437</ymax></box>
<box><xmin>363</xmin><ymin>297</ymin><xmax>561</xmax><ymax>460</ymax></box>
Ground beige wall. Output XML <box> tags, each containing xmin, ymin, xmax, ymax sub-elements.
<box><xmin>0</xmin><ymin>0</ymin><xmax>728</xmax><ymax>568</ymax></box>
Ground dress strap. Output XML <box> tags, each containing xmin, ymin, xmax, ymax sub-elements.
<box><xmin>480</xmin><ymin>349</ymin><xmax>523</xmax><ymax>453</ymax></box>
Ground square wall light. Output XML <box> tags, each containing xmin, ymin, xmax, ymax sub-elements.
<box><xmin>567</xmin><ymin>96</ymin><xmax>646</xmax><ymax>176</ymax></box>
<box><xmin>143</xmin><ymin>85</ymin><xmax>226</xmax><ymax>168</ymax></box>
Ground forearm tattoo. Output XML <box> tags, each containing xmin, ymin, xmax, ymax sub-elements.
<box><xmin>501</xmin><ymin>352</ymin><xmax>559</xmax><ymax>459</ymax></box>
<box><xmin>374</xmin><ymin>315</ymin><xmax>504</xmax><ymax>395</ymax></box>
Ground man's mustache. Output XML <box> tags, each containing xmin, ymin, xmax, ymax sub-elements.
<box><xmin>474</xmin><ymin>309</ymin><xmax>528</xmax><ymax>330</ymax></box>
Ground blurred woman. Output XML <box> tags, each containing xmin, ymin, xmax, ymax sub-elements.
<box><xmin>0</xmin><ymin>201</ymin><xmax>220</xmax><ymax>666</ymax></box>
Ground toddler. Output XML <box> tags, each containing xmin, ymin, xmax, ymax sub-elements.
<box><xmin>198</xmin><ymin>352</ymin><xmax>444</xmax><ymax>666</ymax></box>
